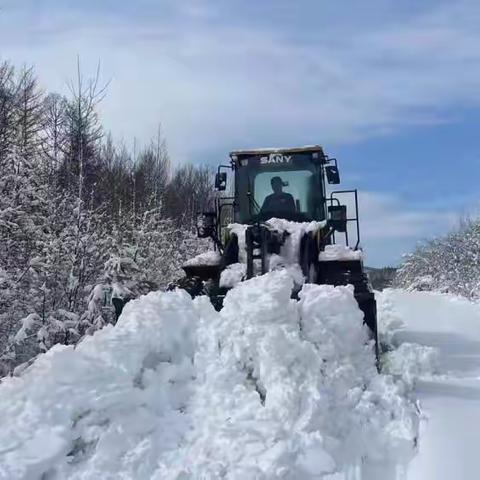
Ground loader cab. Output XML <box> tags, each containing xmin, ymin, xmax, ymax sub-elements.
<box><xmin>207</xmin><ymin>145</ymin><xmax>360</xmax><ymax>250</ymax></box>
<box><xmin>229</xmin><ymin>146</ymin><xmax>330</xmax><ymax>224</ymax></box>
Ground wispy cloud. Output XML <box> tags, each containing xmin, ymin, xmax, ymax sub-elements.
<box><xmin>2</xmin><ymin>0</ymin><xmax>480</xmax><ymax>162</ymax></box>
<box><xmin>0</xmin><ymin>0</ymin><xmax>477</xmax><ymax>264</ymax></box>
<box><xmin>335</xmin><ymin>190</ymin><xmax>458</xmax><ymax>266</ymax></box>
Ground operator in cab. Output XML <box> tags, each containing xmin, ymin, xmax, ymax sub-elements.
<box><xmin>260</xmin><ymin>176</ymin><xmax>296</xmax><ymax>215</ymax></box>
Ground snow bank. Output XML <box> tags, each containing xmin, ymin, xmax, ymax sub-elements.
<box><xmin>183</xmin><ymin>250</ymin><xmax>221</xmax><ymax>267</ymax></box>
<box><xmin>0</xmin><ymin>289</ymin><xmax>201</xmax><ymax>480</ymax></box>
<box><xmin>377</xmin><ymin>288</ymin><xmax>480</xmax><ymax>480</ymax></box>
<box><xmin>318</xmin><ymin>244</ymin><xmax>362</xmax><ymax>262</ymax></box>
<box><xmin>0</xmin><ymin>273</ymin><xmax>419</xmax><ymax>479</ymax></box>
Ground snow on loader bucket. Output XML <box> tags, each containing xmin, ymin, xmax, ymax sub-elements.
<box><xmin>171</xmin><ymin>146</ymin><xmax>379</xmax><ymax>361</ymax></box>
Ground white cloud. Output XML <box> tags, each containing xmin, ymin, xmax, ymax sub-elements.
<box><xmin>0</xmin><ymin>0</ymin><xmax>476</xmax><ymax>264</ymax></box>
<box><xmin>340</xmin><ymin>191</ymin><xmax>458</xmax><ymax>266</ymax></box>
<box><xmin>2</xmin><ymin>0</ymin><xmax>480</xmax><ymax>163</ymax></box>
<box><xmin>358</xmin><ymin>192</ymin><xmax>456</xmax><ymax>239</ymax></box>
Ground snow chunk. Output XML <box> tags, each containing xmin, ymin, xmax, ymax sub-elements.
<box><xmin>383</xmin><ymin>342</ymin><xmax>440</xmax><ymax>386</ymax></box>
<box><xmin>319</xmin><ymin>244</ymin><xmax>362</xmax><ymax>262</ymax></box>
<box><xmin>265</xmin><ymin>218</ymin><xmax>325</xmax><ymax>264</ymax></box>
<box><xmin>269</xmin><ymin>254</ymin><xmax>305</xmax><ymax>286</ymax></box>
<box><xmin>183</xmin><ymin>250</ymin><xmax>221</xmax><ymax>267</ymax></box>
<box><xmin>228</xmin><ymin>218</ymin><xmax>325</xmax><ymax>281</ymax></box>
<box><xmin>219</xmin><ymin>262</ymin><xmax>246</xmax><ymax>288</ymax></box>
<box><xmin>377</xmin><ymin>289</ymin><xmax>406</xmax><ymax>346</ymax></box>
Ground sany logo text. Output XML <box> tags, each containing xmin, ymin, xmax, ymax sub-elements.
<box><xmin>260</xmin><ymin>154</ymin><xmax>292</xmax><ymax>165</ymax></box>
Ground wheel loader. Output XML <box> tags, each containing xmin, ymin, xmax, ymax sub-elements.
<box><xmin>175</xmin><ymin>145</ymin><xmax>379</xmax><ymax>358</ymax></box>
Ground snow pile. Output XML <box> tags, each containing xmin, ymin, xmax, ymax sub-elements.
<box><xmin>296</xmin><ymin>282</ymin><xmax>418</xmax><ymax>473</ymax></box>
<box><xmin>377</xmin><ymin>289</ymin><xmax>439</xmax><ymax>388</ymax></box>
<box><xmin>376</xmin><ymin>290</ymin><xmax>406</xmax><ymax>346</ymax></box>
<box><xmin>0</xmin><ymin>272</ymin><xmax>419</xmax><ymax>479</ymax></box>
<box><xmin>268</xmin><ymin>254</ymin><xmax>305</xmax><ymax>286</ymax></box>
<box><xmin>183</xmin><ymin>250</ymin><xmax>221</xmax><ymax>267</ymax></box>
<box><xmin>264</xmin><ymin>218</ymin><xmax>325</xmax><ymax>264</ymax></box>
<box><xmin>0</xmin><ymin>290</ymin><xmax>200</xmax><ymax>480</ymax></box>
<box><xmin>318</xmin><ymin>244</ymin><xmax>362</xmax><ymax>262</ymax></box>
<box><xmin>163</xmin><ymin>272</ymin><xmax>418</xmax><ymax>478</ymax></box>
<box><xmin>228</xmin><ymin>218</ymin><xmax>325</xmax><ymax>283</ymax></box>
<box><xmin>219</xmin><ymin>262</ymin><xmax>246</xmax><ymax>288</ymax></box>
<box><xmin>383</xmin><ymin>343</ymin><xmax>440</xmax><ymax>386</ymax></box>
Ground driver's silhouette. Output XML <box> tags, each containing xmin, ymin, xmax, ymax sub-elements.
<box><xmin>260</xmin><ymin>176</ymin><xmax>296</xmax><ymax>214</ymax></box>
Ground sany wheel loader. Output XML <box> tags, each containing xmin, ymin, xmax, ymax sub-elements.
<box><xmin>174</xmin><ymin>145</ymin><xmax>379</xmax><ymax>359</ymax></box>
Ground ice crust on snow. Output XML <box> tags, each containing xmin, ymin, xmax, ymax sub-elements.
<box><xmin>183</xmin><ymin>250</ymin><xmax>221</xmax><ymax>267</ymax></box>
<box><xmin>0</xmin><ymin>272</ymin><xmax>418</xmax><ymax>479</ymax></box>
<box><xmin>318</xmin><ymin>244</ymin><xmax>363</xmax><ymax>262</ymax></box>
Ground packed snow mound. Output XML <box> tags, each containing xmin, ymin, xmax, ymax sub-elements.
<box><xmin>183</xmin><ymin>250</ymin><xmax>221</xmax><ymax>266</ymax></box>
<box><xmin>219</xmin><ymin>262</ymin><xmax>246</xmax><ymax>288</ymax></box>
<box><xmin>228</xmin><ymin>218</ymin><xmax>325</xmax><ymax>284</ymax></box>
<box><xmin>0</xmin><ymin>272</ymin><xmax>418</xmax><ymax>479</ymax></box>
<box><xmin>318</xmin><ymin>244</ymin><xmax>362</xmax><ymax>262</ymax></box>
<box><xmin>229</xmin><ymin>218</ymin><xmax>325</xmax><ymax>265</ymax></box>
<box><xmin>0</xmin><ymin>290</ymin><xmax>200</xmax><ymax>480</ymax></box>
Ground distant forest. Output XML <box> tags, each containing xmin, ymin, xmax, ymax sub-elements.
<box><xmin>366</xmin><ymin>267</ymin><xmax>397</xmax><ymax>291</ymax></box>
<box><xmin>0</xmin><ymin>60</ymin><xmax>213</xmax><ymax>375</ymax></box>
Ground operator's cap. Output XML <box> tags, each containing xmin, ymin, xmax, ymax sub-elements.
<box><xmin>271</xmin><ymin>176</ymin><xmax>288</xmax><ymax>187</ymax></box>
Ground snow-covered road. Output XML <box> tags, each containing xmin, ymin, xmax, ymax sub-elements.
<box><xmin>379</xmin><ymin>289</ymin><xmax>480</xmax><ymax>480</ymax></box>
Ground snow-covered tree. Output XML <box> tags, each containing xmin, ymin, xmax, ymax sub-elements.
<box><xmin>0</xmin><ymin>60</ymin><xmax>210</xmax><ymax>376</ymax></box>
<box><xmin>395</xmin><ymin>219</ymin><xmax>480</xmax><ymax>299</ymax></box>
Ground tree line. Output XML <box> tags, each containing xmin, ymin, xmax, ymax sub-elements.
<box><xmin>0</xmin><ymin>60</ymin><xmax>214</xmax><ymax>375</ymax></box>
<box><xmin>394</xmin><ymin>218</ymin><xmax>480</xmax><ymax>299</ymax></box>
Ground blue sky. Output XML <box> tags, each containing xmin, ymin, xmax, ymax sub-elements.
<box><xmin>1</xmin><ymin>0</ymin><xmax>479</xmax><ymax>266</ymax></box>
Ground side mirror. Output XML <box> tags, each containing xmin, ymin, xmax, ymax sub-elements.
<box><xmin>325</xmin><ymin>165</ymin><xmax>340</xmax><ymax>184</ymax></box>
<box><xmin>215</xmin><ymin>172</ymin><xmax>227</xmax><ymax>191</ymax></box>
<box><xmin>196</xmin><ymin>212</ymin><xmax>216</xmax><ymax>238</ymax></box>
<box><xmin>328</xmin><ymin>205</ymin><xmax>347</xmax><ymax>232</ymax></box>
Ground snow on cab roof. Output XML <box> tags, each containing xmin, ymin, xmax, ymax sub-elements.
<box><xmin>229</xmin><ymin>145</ymin><xmax>325</xmax><ymax>156</ymax></box>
